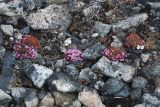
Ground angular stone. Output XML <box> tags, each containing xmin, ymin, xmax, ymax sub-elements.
<box><xmin>25</xmin><ymin>64</ymin><xmax>53</xmax><ymax>88</ymax></box>
<box><xmin>83</xmin><ymin>43</ymin><xmax>105</xmax><ymax>60</ymax></box>
<box><xmin>0</xmin><ymin>25</ymin><xmax>13</xmax><ymax>36</ymax></box>
<box><xmin>25</xmin><ymin>4</ymin><xmax>71</xmax><ymax>31</ymax></box>
<box><xmin>48</xmin><ymin>72</ymin><xmax>82</xmax><ymax>92</ymax></box>
<box><xmin>78</xmin><ymin>88</ymin><xmax>105</xmax><ymax>107</ymax></box>
<box><xmin>0</xmin><ymin>89</ymin><xmax>12</xmax><ymax>105</ymax></box>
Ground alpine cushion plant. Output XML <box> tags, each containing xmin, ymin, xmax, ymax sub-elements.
<box><xmin>13</xmin><ymin>35</ymin><xmax>41</xmax><ymax>59</ymax></box>
<box><xmin>125</xmin><ymin>34</ymin><xmax>145</xmax><ymax>49</ymax></box>
<box><xmin>103</xmin><ymin>47</ymin><xmax>126</xmax><ymax>62</ymax></box>
<box><xmin>64</xmin><ymin>49</ymin><xmax>83</xmax><ymax>62</ymax></box>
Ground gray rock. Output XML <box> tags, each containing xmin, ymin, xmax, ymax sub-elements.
<box><xmin>141</xmin><ymin>61</ymin><xmax>160</xmax><ymax>78</ymax></box>
<box><xmin>147</xmin><ymin>2</ymin><xmax>160</xmax><ymax>9</ymax></box>
<box><xmin>115</xmin><ymin>84</ymin><xmax>130</xmax><ymax>97</ymax></box>
<box><xmin>103</xmin><ymin>78</ymin><xmax>124</xmax><ymax>94</ymax></box>
<box><xmin>70</xmin><ymin>100</ymin><xmax>81</xmax><ymax>107</ymax></box>
<box><xmin>0</xmin><ymin>76</ymin><xmax>12</xmax><ymax>92</ymax></box>
<box><xmin>0</xmin><ymin>29</ymin><xmax>4</xmax><ymax>45</ymax></box>
<box><xmin>82</xmin><ymin>4</ymin><xmax>101</xmax><ymax>18</ymax></box>
<box><xmin>0</xmin><ymin>25</ymin><xmax>13</xmax><ymax>36</ymax></box>
<box><xmin>0</xmin><ymin>0</ymin><xmax>24</xmax><ymax>16</ymax></box>
<box><xmin>92</xmin><ymin>21</ymin><xmax>111</xmax><ymax>37</ymax></box>
<box><xmin>48</xmin><ymin>72</ymin><xmax>82</xmax><ymax>92</ymax></box>
<box><xmin>78</xmin><ymin>87</ymin><xmax>105</xmax><ymax>107</ymax></box>
<box><xmin>79</xmin><ymin>68</ymin><xmax>97</xmax><ymax>83</ymax></box>
<box><xmin>25</xmin><ymin>64</ymin><xmax>53</xmax><ymax>88</ymax></box>
<box><xmin>69</xmin><ymin>1</ymin><xmax>85</xmax><ymax>12</ymax></box>
<box><xmin>24</xmin><ymin>0</ymin><xmax>40</xmax><ymax>10</ymax></box>
<box><xmin>134</xmin><ymin>103</ymin><xmax>150</xmax><ymax>107</ymax></box>
<box><xmin>24</xmin><ymin>90</ymin><xmax>38</xmax><ymax>107</ymax></box>
<box><xmin>46</xmin><ymin>0</ymin><xmax>68</xmax><ymax>4</ymax></box>
<box><xmin>1</xmin><ymin>51</ymin><xmax>16</xmax><ymax>76</ymax></box>
<box><xmin>51</xmin><ymin>91</ymin><xmax>77</xmax><ymax>107</ymax></box>
<box><xmin>10</xmin><ymin>87</ymin><xmax>27</xmax><ymax>104</ymax></box>
<box><xmin>55</xmin><ymin>59</ymin><xmax>66</xmax><ymax>68</ymax></box>
<box><xmin>143</xmin><ymin>94</ymin><xmax>160</xmax><ymax>105</ymax></box>
<box><xmin>66</xmin><ymin>64</ymin><xmax>79</xmax><ymax>79</ymax></box>
<box><xmin>93</xmin><ymin>80</ymin><xmax>104</xmax><ymax>90</ymax></box>
<box><xmin>39</xmin><ymin>92</ymin><xmax>55</xmax><ymax>107</ymax></box>
<box><xmin>140</xmin><ymin>53</ymin><xmax>150</xmax><ymax>63</ymax></box>
<box><xmin>6</xmin><ymin>16</ymin><xmax>22</xmax><ymax>27</ymax></box>
<box><xmin>131</xmin><ymin>88</ymin><xmax>142</xmax><ymax>100</ymax></box>
<box><xmin>132</xmin><ymin>76</ymin><xmax>147</xmax><ymax>88</ymax></box>
<box><xmin>83</xmin><ymin>43</ymin><xmax>105</xmax><ymax>60</ymax></box>
<box><xmin>111</xmin><ymin>36</ymin><xmax>123</xmax><ymax>48</ymax></box>
<box><xmin>25</xmin><ymin>4</ymin><xmax>71</xmax><ymax>31</ymax></box>
<box><xmin>0</xmin><ymin>46</ymin><xmax>6</xmax><ymax>59</ymax></box>
<box><xmin>20</xmin><ymin>26</ymin><xmax>30</xmax><ymax>35</ymax></box>
<box><xmin>0</xmin><ymin>89</ymin><xmax>12</xmax><ymax>105</ymax></box>
<box><xmin>112</xmin><ymin>13</ymin><xmax>148</xmax><ymax>32</ymax></box>
<box><xmin>32</xmin><ymin>54</ymin><xmax>46</xmax><ymax>65</ymax></box>
<box><xmin>91</xmin><ymin>56</ymin><xmax>135</xmax><ymax>82</ymax></box>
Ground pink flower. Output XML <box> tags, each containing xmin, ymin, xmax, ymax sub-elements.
<box><xmin>103</xmin><ymin>47</ymin><xmax>126</xmax><ymax>62</ymax></box>
<box><xmin>13</xmin><ymin>35</ymin><xmax>40</xmax><ymax>59</ymax></box>
<box><xmin>65</xmin><ymin>49</ymin><xmax>83</xmax><ymax>62</ymax></box>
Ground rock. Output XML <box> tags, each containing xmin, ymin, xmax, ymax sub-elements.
<box><xmin>46</xmin><ymin>0</ymin><xmax>68</xmax><ymax>4</ymax></box>
<box><xmin>25</xmin><ymin>64</ymin><xmax>53</xmax><ymax>88</ymax></box>
<box><xmin>1</xmin><ymin>51</ymin><xmax>16</xmax><ymax>76</ymax></box>
<box><xmin>92</xmin><ymin>21</ymin><xmax>111</xmax><ymax>37</ymax></box>
<box><xmin>79</xmin><ymin>68</ymin><xmax>97</xmax><ymax>83</ymax></box>
<box><xmin>0</xmin><ymin>89</ymin><xmax>12</xmax><ymax>105</ymax></box>
<box><xmin>20</xmin><ymin>26</ymin><xmax>30</xmax><ymax>35</ymax></box>
<box><xmin>141</xmin><ymin>61</ymin><xmax>160</xmax><ymax>78</ymax></box>
<box><xmin>93</xmin><ymin>80</ymin><xmax>105</xmax><ymax>90</ymax></box>
<box><xmin>82</xmin><ymin>4</ymin><xmax>101</xmax><ymax>18</ymax></box>
<box><xmin>0</xmin><ymin>25</ymin><xmax>13</xmax><ymax>36</ymax></box>
<box><xmin>66</xmin><ymin>64</ymin><xmax>79</xmax><ymax>79</ymax></box>
<box><xmin>140</xmin><ymin>53</ymin><xmax>150</xmax><ymax>63</ymax></box>
<box><xmin>32</xmin><ymin>54</ymin><xmax>46</xmax><ymax>65</ymax></box>
<box><xmin>147</xmin><ymin>2</ymin><xmax>160</xmax><ymax>9</ymax></box>
<box><xmin>39</xmin><ymin>92</ymin><xmax>55</xmax><ymax>107</ymax></box>
<box><xmin>112</xmin><ymin>13</ymin><xmax>148</xmax><ymax>32</ymax></box>
<box><xmin>131</xmin><ymin>88</ymin><xmax>142</xmax><ymax>100</ymax></box>
<box><xmin>10</xmin><ymin>87</ymin><xmax>27</xmax><ymax>104</ymax></box>
<box><xmin>0</xmin><ymin>46</ymin><xmax>6</xmax><ymax>59</ymax></box>
<box><xmin>78</xmin><ymin>87</ymin><xmax>105</xmax><ymax>107</ymax></box>
<box><xmin>64</xmin><ymin>38</ymin><xmax>72</xmax><ymax>46</ymax></box>
<box><xmin>55</xmin><ymin>59</ymin><xmax>66</xmax><ymax>68</ymax></box>
<box><xmin>70</xmin><ymin>100</ymin><xmax>81</xmax><ymax>107</ymax></box>
<box><xmin>143</xmin><ymin>94</ymin><xmax>160</xmax><ymax>105</ymax></box>
<box><xmin>103</xmin><ymin>78</ymin><xmax>124</xmax><ymax>94</ymax></box>
<box><xmin>111</xmin><ymin>36</ymin><xmax>123</xmax><ymax>48</ymax></box>
<box><xmin>48</xmin><ymin>72</ymin><xmax>82</xmax><ymax>92</ymax></box>
<box><xmin>69</xmin><ymin>1</ymin><xmax>85</xmax><ymax>12</ymax></box>
<box><xmin>132</xmin><ymin>76</ymin><xmax>147</xmax><ymax>88</ymax></box>
<box><xmin>0</xmin><ymin>0</ymin><xmax>24</xmax><ymax>16</ymax></box>
<box><xmin>24</xmin><ymin>90</ymin><xmax>38</xmax><ymax>107</ymax></box>
<box><xmin>51</xmin><ymin>91</ymin><xmax>77</xmax><ymax>107</ymax></box>
<box><xmin>115</xmin><ymin>84</ymin><xmax>130</xmax><ymax>97</ymax></box>
<box><xmin>0</xmin><ymin>76</ymin><xmax>12</xmax><ymax>92</ymax></box>
<box><xmin>25</xmin><ymin>4</ymin><xmax>71</xmax><ymax>31</ymax></box>
<box><xmin>91</xmin><ymin>56</ymin><xmax>135</xmax><ymax>82</ymax></box>
<box><xmin>91</xmin><ymin>33</ymin><xmax>99</xmax><ymax>38</ymax></box>
<box><xmin>6</xmin><ymin>16</ymin><xmax>22</xmax><ymax>26</ymax></box>
<box><xmin>24</xmin><ymin>0</ymin><xmax>42</xmax><ymax>10</ymax></box>
<box><xmin>0</xmin><ymin>30</ymin><xmax>4</xmax><ymax>45</ymax></box>
<box><xmin>83</xmin><ymin>43</ymin><xmax>105</xmax><ymax>60</ymax></box>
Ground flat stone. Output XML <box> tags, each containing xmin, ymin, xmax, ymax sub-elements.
<box><xmin>0</xmin><ymin>25</ymin><xmax>13</xmax><ymax>36</ymax></box>
<box><xmin>132</xmin><ymin>76</ymin><xmax>148</xmax><ymax>88</ymax></box>
<box><xmin>103</xmin><ymin>78</ymin><xmax>124</xmax><ymax>94</ymax></box>
<box><xmin>39</xmin><ymin>92</ymin><xmax>55</xmax><ymax>107</ymax></box>
<box><xmin>25</xmin><ymin>64</ymin><xmax>53</xmax><ymax>88</ymax></box>
<box><xmin>143</xmin><ymin>94</ymin><xmax>160</xmax><ymax>105</ymax></box>
<box><xmin>78</xmin><ymin>87</ymin><xmax>105</xmax><ymax>107</ymax></box>
<box><xmin>0</xmin><ymin>89</ymin><xmax>12</xmax><ymax>105</ymax></box>
<box><xmin>92</xmin><ymin>21</ymin><xmax>111</xmax><ymax>37</ymax></box>
<box><xmin>48</xmin><ymin>72</ymin><xmax>82</xmax><ymax>92</ymax></box>
<box><xmin>83</xmin><ymin>43</ymin><xmax>105</xmax><ymax>60</ymax></box>
<box><xmin>25</xmin><ymin>4</ymin><xmax>71</xmax><ymax>32</ymax></box>
<box><xmin>0</xmin><ymin>0</ymin><xmax>24</xmax><ymax>16</ymax></box>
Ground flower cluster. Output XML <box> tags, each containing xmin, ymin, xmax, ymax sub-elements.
<box><xmin>13</xmin><ymin>35</ymin><xmax>41</xmax><ymax>59</ymax></box>
<box><xmin>103</xmin><ymin>47</ymin><xmax>126</xmax><ymax>62</ymax></box>
<box><xmin>64</xmin><ymin>49</ymin><xmax>83</xmax><ymax>62</ymax></box>
<box><xmin>125</xmin><ymin>34</ymin><xmax>145</xmax><ymax>49</ymax></box>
